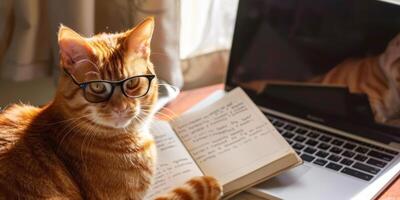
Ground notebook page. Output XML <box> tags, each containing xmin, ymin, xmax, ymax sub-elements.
<box><xmin>145</xmin><ymin>120</ymin><xmax>203</xmax><ymax>199</ymax></box>
<box><xmin>171</xmin><ymin>87</ymin><xmax>290</xmax><ymax>185</ymax></box>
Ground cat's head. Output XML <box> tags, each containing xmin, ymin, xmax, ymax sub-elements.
<box><xmin>55</xmin><ymin>17</ymin><xmax>158</xmax><ymax>129</ymax></box>
<box><xmin>380</xmin><ymin>33</ymin><xmax>400</xmax><ymax>86</ymax></box>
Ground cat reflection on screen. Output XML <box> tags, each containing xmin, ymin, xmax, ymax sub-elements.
<box><xmin>235</xmin><ymin>33</ymin><xmax>400</xmax><ymax>127</ymax></box>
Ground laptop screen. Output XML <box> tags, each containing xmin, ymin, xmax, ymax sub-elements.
<box><xmin>226</xmin><ymin>0</ymin><xmax>400</xmax><ymax>137</ymax></box>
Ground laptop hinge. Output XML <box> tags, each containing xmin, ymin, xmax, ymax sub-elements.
<box><xmin>389</xmin><ymin>142</ymin><xmax>400</xmax><ymax>150</ymax></box>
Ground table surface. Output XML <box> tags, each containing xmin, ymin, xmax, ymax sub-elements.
<box><xmin>164</xmin><ymin>84</ymin><xmax>400</xmax><ymax>200</ymax></box>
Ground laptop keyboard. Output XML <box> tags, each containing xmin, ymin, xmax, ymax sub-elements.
<box><xmin>266</xmin><ymin>114</ymin><xmax>399</xmax><ymax>181</ymax></box>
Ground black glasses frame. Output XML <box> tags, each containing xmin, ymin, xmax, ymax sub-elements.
<box><xmin>63</xmin><ymin>69</ymin><xmax>156</xmax><ymax>103</ymax></box>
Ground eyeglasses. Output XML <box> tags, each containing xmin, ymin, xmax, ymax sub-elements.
<box><xmin>64</xmin><ymin>69</ymin><xmax>155</xmax><ymax>103</ymax></box>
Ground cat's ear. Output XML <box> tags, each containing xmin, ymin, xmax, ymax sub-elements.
<box><xmin>124</xmin><ymin>17</ymin><xmax>155</xmax><ymax>59</ymax></box>
<box><xmin>380</xmin><ymin>33</ymin><xmax>400</xmax><ymax>73</ymax></box>
<box><xmin>58</xmin><ymin>25</ymin><xmax>94</xmax><ymax>71</ymax></box>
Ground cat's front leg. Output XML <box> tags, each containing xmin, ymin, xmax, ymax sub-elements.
<box><xmin>154</xmin><ymin>176</ymin><xmax>222</xmax><ymax>200</ymax></box>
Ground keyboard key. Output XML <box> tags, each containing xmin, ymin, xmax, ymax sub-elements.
<box><xmin>326</xmin><ymin>163</ymin><xmax>343</xmax><ymax>171</ymax></box>
<box><xmin>294</xmin><ymin>135</ymin><xmax>306</xmax><ymax>142</ymax></box>
<box><xmin>367</xmin><ymin>158</ymin><xmax>387</xmax><ymax>168</ymax></box>
<box><xmin>343</xmin><ymin>143</ymin><xmax>356</xmax><ymax>150</ymax></box>
<box><xmin>304</xmin><ymin>147</ymin><xmax>317</xmax><ymax>154</ymax></box>
<box><xmin>340</xmin><ymin>158</ymin><xmax>354</xmax><ymax>166</ymax></box>
<box><xmin>314</xmin><ymin>159</ymin><xmax>328</xmax><ymax>166</ymax></box>
<box><xmin>283</xmin><ymin>132</ymin><xmax>295</xmax><ymax>139</ymax></box>
<box><xmin>368</xmin><ymin>150</ymin><xmax>394</xmax><ymax>162</ymax></box>
<box><xmin>318</xmin><ymin>143</ymin><xmax>331</xmax><ymax>150</ymax></box>
<box><xmin>341</xmin><ymin>167</ymin><xmax>373</xmax><ymax>181</ymax></box>
<box><xmin>284</xmin><ymin>124</ymin><xmax>296</xmax><ymax>131</ymax></box>
<box><xmin>308</xmin><ymin>131</ymin><xmax>320</xmax><ymax>138</ymax></box>
<box><xmin>342</xmin><ymin>151</ymin><xmax>355</xmax><ymax>158</ymax></box>
<box><xmin>353</xmin><ymin>162</ymin><xmax>380</xmax><ymax>174</ymax></box>
<box><xmin>272</xmin><ymin>120</ymin><xmax>284</xmax><ymax>128</ymax></box>
<box><xmin>354</xmin><ymin>154</ymin><xmax>368</xmax><ymax>162</ymax></box>
<box><xmin>384</xmin><ymin>149</ymin><xmax>399</xmax><ymax>156</ymax></box>
<box><xmin>328</xmin><ymin>155</ymin><xmax>341</xmax><ymax>162</ymax></box>
<box><xmin>330</xmin><ymin>147</ymin><xmax>343</xmax><ymax>154</ymax></box>
<box><xmin>320</xmin><ymin>135</ymin><xmax>332</xmax><ymax>143</ymax></box>
<box><xmin>295</xmin><ymin>128</ymin><xmax>308</xmax><ymax>134</ymax></box>
<box><xmin>301</xmin><ymin>154</ymin><xmax>315</xmax><ymax>162</ymax></box>
<box><xmin>332</xmin><ymin>139</ymin><xmax>344</xmax><ymax>146</ymax></box>
<box><xmin>375</xmin><ymin>146</ymin><xmax>385</xmax><ymax>152</ymax></box>
<box><xmin>355</xmin><ymin>146</ymin><xmax>369</xmax><ymax>154</ymax></box>
<box><xmin>306</xmin><ymin>139</ymin><xmax>318</xmax><ymax>146</ymax></box>
<box><xmin>288</xmin><ymin>140</ymin><xmax>294</xmax><ymax>145</ymax></box>
<box><xmin>295</xmin><ymin>150</ymin><xmax>301</xmax><ymax>155</ymax></box>
<box><xmin>293</xmin><ymin>143</ymin><xmax>305</xmax><ymax>150</ymax></box>
<box><xmin>316</xmin><ymin>151</ymin><xmax>329</xmax><ymax>158</ymax></box>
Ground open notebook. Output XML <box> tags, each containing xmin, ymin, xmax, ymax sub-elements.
<box><xmin>145</xmin><ymin>88</ymin><xmax>302</xmax><ymax>199</ymax></box>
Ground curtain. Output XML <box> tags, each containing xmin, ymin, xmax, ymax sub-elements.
<box><xmin>179</xmin><ymin>0</ymin><xmax>238</xmax><ymax>89</ymax></box>
<box><xmin>180</xmin><ymin>0</ymin><xmax>238</xmax><ymax>59</ymax></box>
<box><xmin>0</xmin><ymin>0</ymin><xmax>53</xmax><ymax>81</ymax></box>
<box><xmin>0</xmin><ymin>0</ymin><xmax>183</xmax><ymax>88</ymax></box>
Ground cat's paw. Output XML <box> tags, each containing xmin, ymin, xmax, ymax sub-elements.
<box><xmin>187</xmin><ymin>176</ymin><xmax>223</xmax><ymax>200</ymax></box>
<box><xmin>154</xmin><ymin>176</ymin><xmax>223</xmax><ymax>200</ymax></box>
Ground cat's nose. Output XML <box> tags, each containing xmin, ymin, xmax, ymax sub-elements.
<box><xmin>111</xmin><ymin>103</ymin><xmax>128</xmax><ymax>114</ymax></box>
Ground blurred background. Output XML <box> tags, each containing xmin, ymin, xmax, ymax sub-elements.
<box><xmin>0</xmin><ymin>0</ymin><xmax>238</xmax><ymax>107</ymax></box>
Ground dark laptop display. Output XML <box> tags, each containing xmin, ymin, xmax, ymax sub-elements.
<box><xmin>226</xmin><ymin>0</ymin><xmax>400</xmax><ymax>142</ymax></box>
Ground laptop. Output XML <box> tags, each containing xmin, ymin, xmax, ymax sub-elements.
<box><xmin>224</xmin><ymin>0</ymin><xmax>400</xmax><ymax>199</ymax></box>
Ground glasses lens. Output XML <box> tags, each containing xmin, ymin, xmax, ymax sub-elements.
<box><xmin>84</xmin><ymin>82</ymin><xmax>113</xmax><ymax>102</ymax></box>
<box><xmin>123</xmin><ymin>77</ymin><xmax>151</xmax><ymax>97</ymax></box>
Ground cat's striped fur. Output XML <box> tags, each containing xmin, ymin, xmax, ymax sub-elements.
<box><xmin>0</xmin><ymin>17</ymin><xmax>222</xmax><ymax>199</ymax></box>
<box><xmin>309</xmin><ymin>34</ymin><xmax>400</xmax><ymax>126</ymax></box>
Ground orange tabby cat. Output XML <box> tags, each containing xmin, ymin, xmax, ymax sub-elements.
<box><xmin>0</xmin><ymin>17</ymin><xmax>222</xmax><ymax>199</ymax></box>
<box><xmin>309</xmin><ymin>34</ymin><xmax>400</xmax><ymax>126</ymax></box>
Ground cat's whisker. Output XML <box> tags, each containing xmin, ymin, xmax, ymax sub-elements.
<box><xmin>140</xmin><ymin>108</ymin><xmax>175</xmax><ymax>121</ymax></box>
<box><xmin>81</xmin><ymin>129</ymin><xmax>93</xmax><ymax>170</ymax></box>
<box><xmin>82</xmin><ymin>124</ymin><xmax>98</xmax><ymax>169</ymax></box>
<box><xmin>37</xmin><ymin>113</ymin><xmax>92</xmax><ymax>126</ymax></box>
<box><xmin>140</xmin><ymin>104</ymin><xmax>179</xmax><ymax>117</ymax></box>
<box><xmin>60</xmin><ymin>115</ymin><xmax>95</xmax><ymax>148</ymax></box>
<box><xmin>155</xmin><ymin>112</ymin><xmax>175</xmax><ymax>121</ymax></box>
<box><xmin>56</xmin><ymin>114</ymin><xmax>92</xmax><ymax>130</ymax></box>
<box><xmin>57</xmin><ymin>114</ymin><xmax>93</xmax><ymax>151</ymax></box>
<box><xmin>133</xmin><ymin>113</ymin><xmax>148</xmax><ymax>128</ymax></box>
<box><xmin>58</xmin><ymin>123</ymin><xmax>88</xmax><ymax>153</ymax></box>
<box><xmin>157</xmin><ymin>107</ymin><xmax>178</xmax><ymax>118</ymax></box>
<box><xmin>80</xmin><ymin>121</ymin><xmax>102</xmax><ymax>169</ymax></box>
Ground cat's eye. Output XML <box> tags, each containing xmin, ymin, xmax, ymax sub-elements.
<box><xmin>122</xmin><ymin>77</ymin><xmax>151</xmax><ymax>97</ymax></box>
<box><xmin>125</xmin><ymin>78</ymin><xmax>140</xmax><ymax>90</ymax></box>
<box><xmin>88</xmin><ymin>82</ymin><xmax>107</xmax><ymax>93</ymax></box>
<box><xmin>84</xmin><ymin>82</ymin><xmax>113</xmax><ymax>102</ymax></box>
